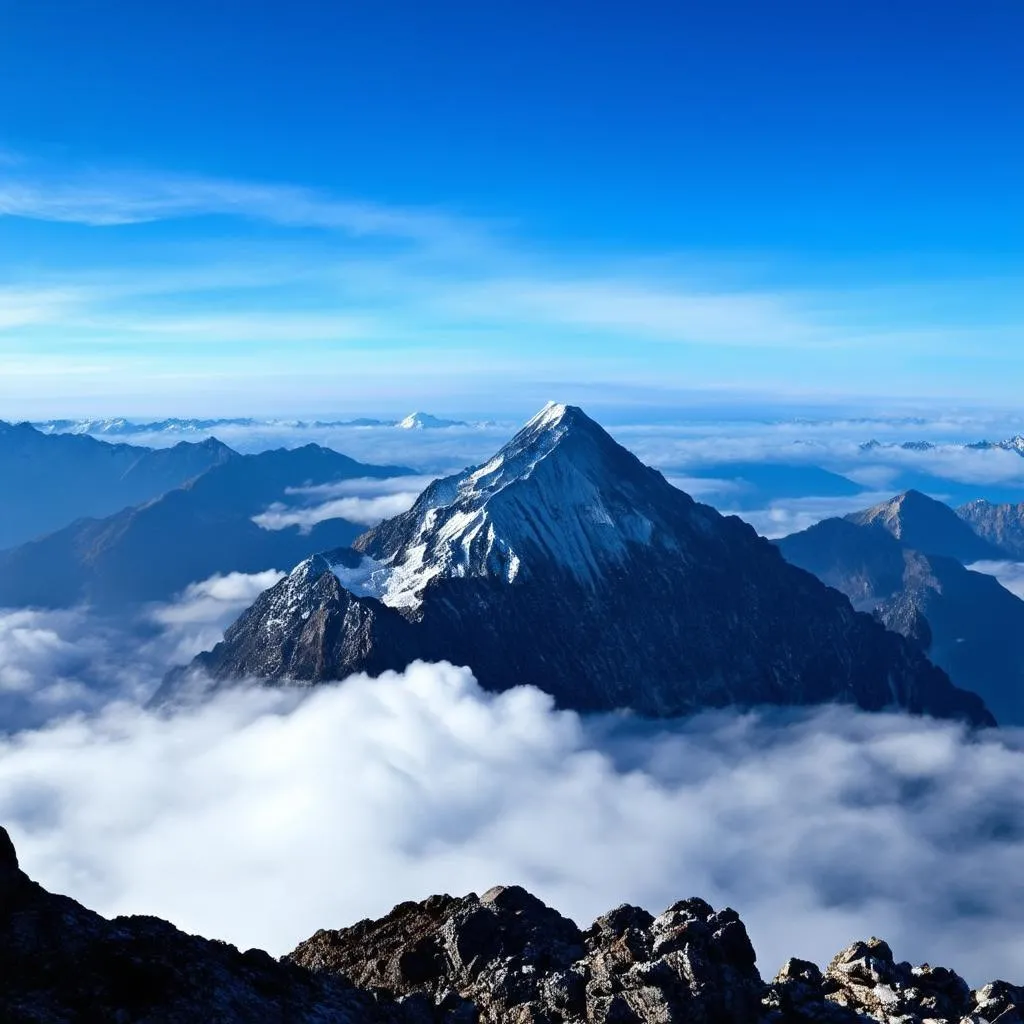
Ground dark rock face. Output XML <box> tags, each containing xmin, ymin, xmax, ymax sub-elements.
<box><xmin>777</xmin><ymin>509</ymin><xmax>1024</xmax><ymax>725</ymax></box>
<box><xmin>2</xmin><ymin>825</ymin><xmax>1022</xmax><ymax>1024</ymax></box>
<box><xmin>958</xmin><ymin>500</ymin><xmax>1024</xmax><ymax>559</ymax></box>
<box><xmin>169</xmin><ymin>405</ymin><xmax>992</xmax><ymax>726</ymax></box>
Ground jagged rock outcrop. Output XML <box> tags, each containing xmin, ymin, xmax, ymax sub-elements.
<box><xmin>162</xmin><ymin>404</ymin><xmax>992</xmax><ymax>726</ymax></box>
<box><xmin>769</xmin><ymin>937</ymin><xmax>1024</xmax><ymax>1024</ymax></box>
<box><xmin>292</xmin><ymin>883</ymin><xmax>1024</xmax><ymax>1024</ymax></box>
<box><xmin>291</xmin><ymin>886</ymin><xmax>763</xmax><ymax>1024</ymax></box>
<box><xmin>1</xmin><ymin>825</ymin><xmax>1022</xmax><ymax>1024</ymax></box>
<box><xmin>958</xmin><ymin>500</ymin><xmax>1024</xmax><ymax>560</ymax></box>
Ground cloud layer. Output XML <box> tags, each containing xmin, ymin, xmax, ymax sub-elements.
<box><xmin>967</xmin><ymin>561</ymin><xmax>1024</xmax><ymax>600</ymax></box>
<box><xmin>253</xmin><ymin>476</ymin><xmax>437</xmax><ymax>531</ymax></box>
<box><xmin>0</xmin><ymin>569</ymin><xmax>283</xmax><ymax>728</ymax></box>
<box><xmin>2</xmin><ymin>656</ymin><xmax>1023</xmax><ymax>987</ymax></box>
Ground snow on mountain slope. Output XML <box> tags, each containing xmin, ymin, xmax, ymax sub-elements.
<box><xmin>345</xmin><ymin>402</ymin><xmax>693</xmax><ymax>608</ymax></box>
<box><xmin>396</xmin><ymin>411</ymin><xmax>469</xmax><ymax>430</ymax></box>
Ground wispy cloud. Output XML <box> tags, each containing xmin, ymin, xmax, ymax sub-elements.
<box><xmin>0</xmin><ymin>171</ymin><xmax>479</xmax><ymax>249</ymax></box>
<box><xmin>3</xmin><ymin>159</ymin><xmax>1024</xmax><ymax>414</ymax></box>
<box><xmin>88</xmin><ymin>312</ymin><xmax>382</xmax><ymax>344</ymax></box>
<box><xmin>0</xmin><ymin>286</ymin><xmax>88</xmax><ymax>331</ymax></box>
<box><xmin>438</xmin><ymin>277</ymin><xmax>839</xmax><ymax>348</ymax></box>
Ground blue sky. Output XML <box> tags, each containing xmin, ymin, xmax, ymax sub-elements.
<box><xmin>0</xmin><ymin>0</ymin><xmax>1021</xmax><ymax>417</ymax></box>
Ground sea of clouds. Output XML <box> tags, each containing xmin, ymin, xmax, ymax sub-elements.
<box><xmin>99</xmin><ymin>413</ymin><xmax>1024</xmax><ymax>540</ymax></box>
<box><xmin>1</xmin><ymin>573</ymin><xmax>1024</xmax><ymax>987</ymax></box>
<box><xmin>3</xmin><ymin>417</ymin><xmax>1024</xmax><ymax>988</ymax></box>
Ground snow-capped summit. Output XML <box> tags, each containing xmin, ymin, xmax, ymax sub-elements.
<box><xmin>397</xmin><ymin>411</ymin><xmax>467</xmax><ymax>430</ymax></box>
<box><xmin>172</xmin><ymin>403</ymin><xmax>992</xmax><ymax>725</ymax></box>
<box><xmin>998</xmin><ymin>435</ymin><xmax>1024</xmax><ymax>455</ymax></box>
<box><xmin>347</xmin><ymin>402</ymin><xmax>688</xmax><ymax>608</ymax></box>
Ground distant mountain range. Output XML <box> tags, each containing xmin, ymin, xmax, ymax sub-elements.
<box><xmin>33</xmin><ymin>412</ymin><xmax>479</xmax><ymax>436</ymax></box>
<box><xmin>0</xmin><ymin>444</ymin><xmax>411</xmax><ymax>610</ymax></box>
<box><xmin>159</xmin><ymin>404</ymin><xmax>990</xmax><ymax>725</ymax></box>
<box><xmin>860</xmin><ymin>434</ymin><xmax>1024</xmax><ymax>455</ymax></box>
<box><xmin>778</xmin><ymin>490</ymin><xmax>1024</xmax><ymax>724</ymax></box>
<box><xmin>0</xmin><ymin>422</ymin><xmax>233</xmax><ymax>549</ymax></box>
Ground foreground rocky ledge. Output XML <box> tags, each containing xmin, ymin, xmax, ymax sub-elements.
<box><xmin>1</xmin><ymin>827</ymin><xmax>1020</xmax><ymax>1024</ymax></box>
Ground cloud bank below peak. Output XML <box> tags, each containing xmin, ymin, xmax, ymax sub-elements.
<box><xmin>1</xmin><ymin>660</ymin><xmax>1023</xmax><ymax>989</ymax></box>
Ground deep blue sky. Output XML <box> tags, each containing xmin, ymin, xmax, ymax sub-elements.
<box><xmin>0</xmin><ymin>1</ymin><xmax>1021</xmax><ymax>416</ymax></box>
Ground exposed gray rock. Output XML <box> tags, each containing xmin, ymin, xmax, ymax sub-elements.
<box><xmin>3</xmin><ymin>824</ymin><xmax>1021</xmax><ymax>1024</ymax></box>
<box><xmin>290</xmin><ymin>886</ymin><xmax>764</xmax><ymax>1024</ymax></box>
<box><xmin>958</xmin><ymin>500</ymin><xmax>1024</xmax><ymax>560</ymax></box>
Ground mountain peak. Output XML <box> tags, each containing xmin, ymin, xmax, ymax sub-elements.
<box><xmin>525</xmin><ymin>399</ymin><xmax>572</xmax><ymax>428</ymax></box>
<box><xmin>397</xmin><ymin>411</ymin><xmax>467</xmax><ymax>429</ymax></box>
<box><xmin>847</xmin><ymin>489</ymin><xmax>1002</xmax><ymax>562</ymax></box>
<box><xmin>176</xmin><ymin>404</ymin><xmax>992</xmax><ymax>725</ymax></box>
<box><xmin>347</xmin><ymin>403</ymin><xmax>677</xmax><ymax>606</ymax></box>
<box><xmin>850</xmin><ymin>490</ymin><xmax>945</xmax><ymax>531</ymax></box>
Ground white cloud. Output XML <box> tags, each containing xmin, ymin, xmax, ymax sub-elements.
<box><xmin>254</xmin><ymin>493</ymin><xmax>422</xmax><ymax>531</ymax></box>
<box><xmin>733</xmin><ymin>492</ymin><xmax>894</xmax><ymax>539</ymax></box>
<box><xmin>967</xmin><ymin>561</ymin><xmax>1024</xmax><ymax>600</ymax></box>
<box><xmin>253</xmin><ymin>475</ymin><xmax>437</xmax><ymax>531</ymax></box>
<box><xmin>3</xmin><ymin>572</ymin><xmax>1024</xmax><ymax>987</ymax></box>
<box><xmin>1</xmin><ymin>660</ymin><xmax>1024</xmax><ymax>987</ymax></box>
<box><xmin>285</xmin><ymin>475</ymin><xmax>439</xmax><ymax>499</ymax></box>
<box><xmin>91</xmin><ymin>312</ymin><xmax>381</xmax><ymax>344</ymax></box>
<box><xmin>0</xmin><ymin>569</ymin><xmax>284</xmax><ymax>727</ymax></box>
<box><xmin>148</xmin><ymin>570</ymin><xmax>286</xmax><ymax>663</ymax></box>
<box><xmin>0</xmin><ymin>173</ymin><xmax>475</xmax><ymax>250</ymax></box>
<box><xmin>0</xmin><ymin>286</ymin><xmax>86</xmax><ymax>331</ymax></box>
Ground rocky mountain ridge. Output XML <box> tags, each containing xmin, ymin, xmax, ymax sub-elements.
<box><xmin>166</xmin><ymin>404</ymin><xmax>992</xmax><ymax>725</ymax></box>
<box><xmin>846</xmin><ymin>490</ymin><xmax>1005</xmax><ymax>563</ymax></box>
<box><xmin>0</xmin><ymin>423</ymin><xmax>233</xmax><ymax>549</ymax></box>
<box><xmin>0</xmin><ymin>444</ymin><xmax>412</xmax><ymax>609</ymax></box>
<box><xmin>957</xmin><ymin>500</ymin><xmax>1024</xmax><ymax>559</ymax></box>
<box><xmin>778</xmin><ymin>492</ymin><xmax>1024</xmax><ymax>724</ymax></box>
<box><xmin>1</xmin><ymin>825</ymin><xmax>1020</xmax><ymax>1024</ymax></box>
<box><xmin>33</xmin><ymin>412</ymin><xmax>480</xmax><ymax>436</ymax></box>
